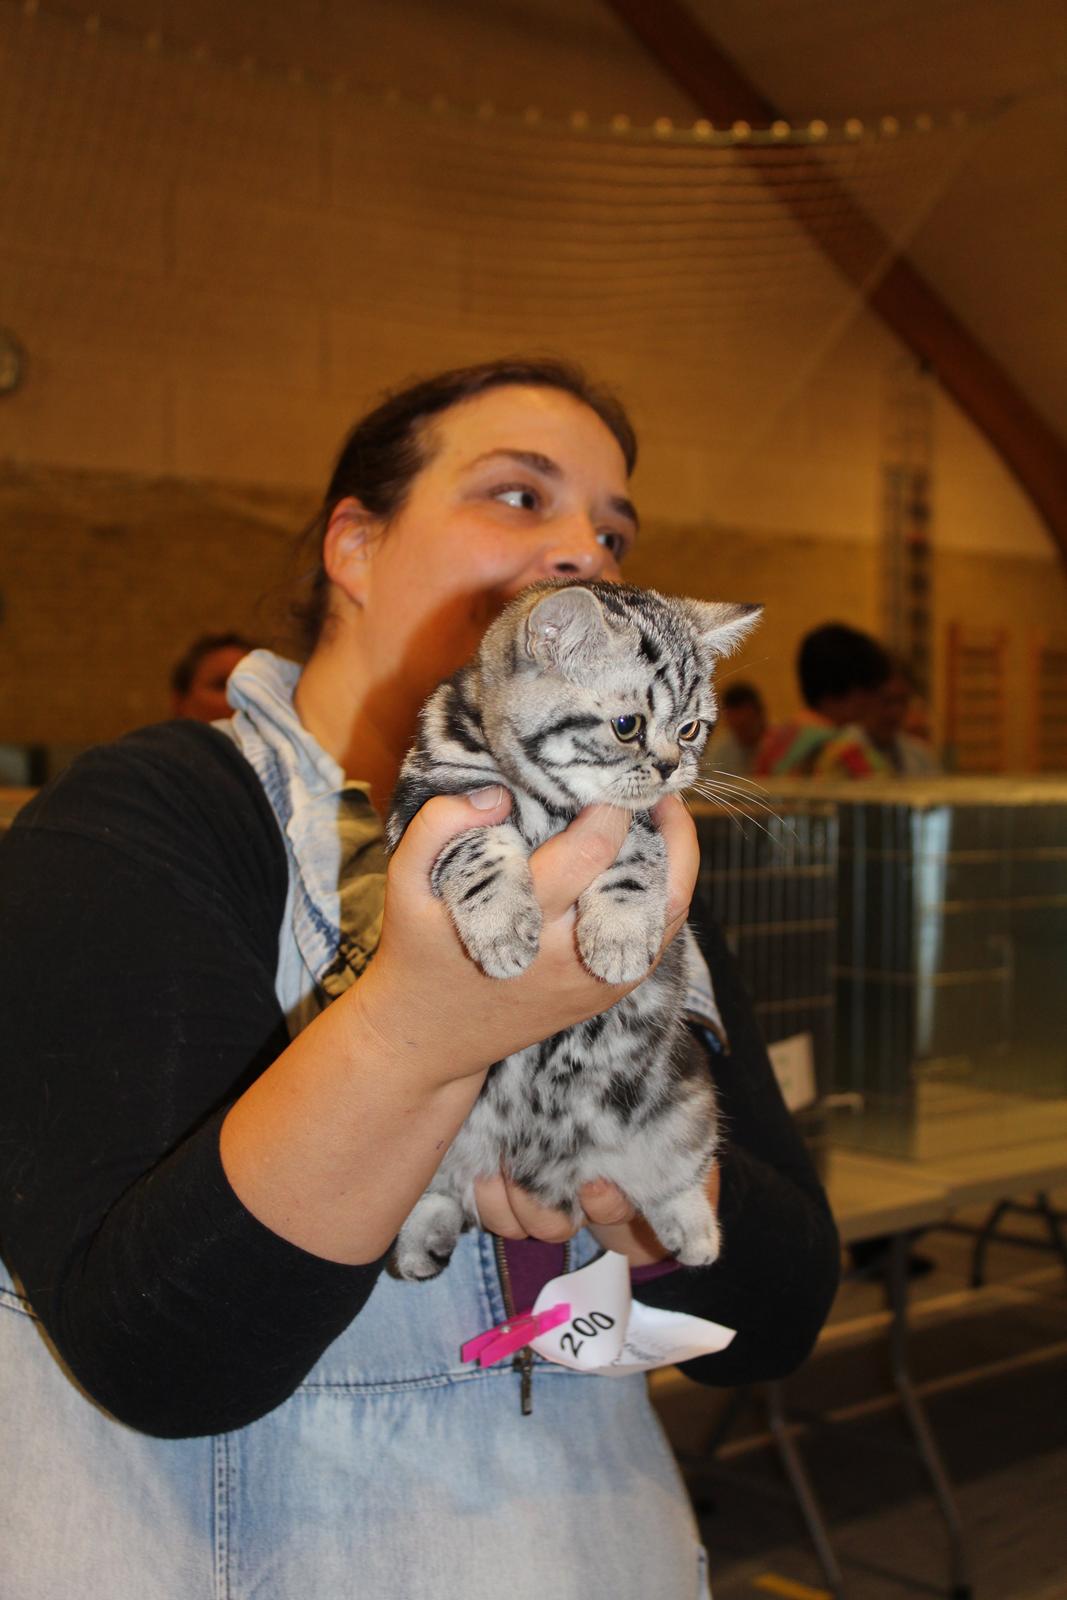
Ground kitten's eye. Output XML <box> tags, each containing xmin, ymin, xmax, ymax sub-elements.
<box><xmin>677</xmin><ymin>720</ymin><xmax>703</xmax><ymax>743</ymax></box>
<box><xmin>611</xmin><ymin>713</ymin><xmax>645</xmax><ymax>743</ymax></box>
<box><xmin>494</xmin><ymin>484</ymin><xmax>540</xmax><ymax>512</ymax></box>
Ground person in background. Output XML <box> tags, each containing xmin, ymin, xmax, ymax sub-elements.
<box><xmin>758</xmin><ymin>630</ymin><xmax>938</xmax><ymax>1281</ymax></box>
<box><xmin>755</xmin><ymin>622</ymin><xmax>892</xmax><ymax>778</ymax></box>
<box><xmin>862</xmin><ymin>656</ymin><xmax>943</xmax><ymax>776</ymax></box>
<box><xmin>703</xmin><ymin>681</ymin><xmax>767</xmax><ymax>777</ymax></box>
<box><xmin>170</xmin><ymin>631</ymin><xmax>257</xmax><ymax>722</ymax></box>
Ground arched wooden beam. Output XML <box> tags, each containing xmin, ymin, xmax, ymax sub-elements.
<box><xmin>604</xmin><ymin>0</ymin><xmax>1067</xmax><ymax>564</ymax></box>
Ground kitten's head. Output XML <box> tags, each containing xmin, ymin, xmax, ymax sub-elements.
<box><xmin>477</xmin><ymin>580</ymin><xmax>762</xmax><ymax>811</ymax></box>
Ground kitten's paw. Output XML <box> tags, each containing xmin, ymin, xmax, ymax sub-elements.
<box><xmin>673</xmin><ymin>1223</ymin><xmax>722</xmax><ymax>1269</ymax></box>
<box><xmin>576</xmin><ymin>902</ymin><xmax>661</xmax><ymax>984</ymax></box>
<box><xmin>436</xmin><ymin>831</ymin><xmax>542</xmax><ymax>978</ymax></box>
<box><xmin>392</xmin><ymin>1194</ymin><xmax>465</xmax><ymax>1281</ymax></box>
<box><xmin>644</xmin><ymin>1192</ymin><xmax>722</xmax><ymax>1269</ymax></box>
<box><xmin>450</xmin><ymin>888</ymin><xmax>543</xmax><ymax>979</ymax></box>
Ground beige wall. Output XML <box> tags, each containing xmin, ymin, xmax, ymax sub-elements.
<box><xmin>1</xmin><ymin>0</ymin><xmax>1063</xmax><ymax>760</ymax></box>
<box><xmin>5</xmin><ymin>451</ymin><xmax>1064</xmax><ymax>772</ymax></box>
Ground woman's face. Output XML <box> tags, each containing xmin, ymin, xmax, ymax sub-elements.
<box><xmin>349</xmin><ymin>384</ymin><xmax>638</xmax><ymax>702</ymax></box>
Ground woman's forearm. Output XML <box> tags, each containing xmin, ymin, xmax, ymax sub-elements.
<box><xmin>219</xmin><ymin>985</ymin><xmax>490</xmax><ymax>1264</ymax></box>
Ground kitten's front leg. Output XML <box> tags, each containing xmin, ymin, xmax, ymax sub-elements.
<box><xmin>576</xmin><ymin>819</ymin><xmax>667</xmax><ymax>984</ymax></box>
<box><xmin>432</xmin><ymin>821</ymin><xmax>541</xmax><ymax>978</ymax></box>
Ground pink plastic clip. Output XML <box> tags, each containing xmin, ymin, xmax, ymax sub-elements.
<box><xmin>461</xmin><ymin>1302</ymin><xmax>571</xmax><ymax>1368</ymax></box>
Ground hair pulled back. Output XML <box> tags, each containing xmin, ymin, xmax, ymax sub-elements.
<box><xmin>291</xmin><ymin>356</ymin><xmax>637</xmax><ymax>655</ymax></box>
<box><xmin>797</xmin><ymin>623</ymin><xmax>892</xmax><ymax>710</ymax></box>
<box><xmin>170</xmin><ymin>631</ymin><xmax>257</xmax><ymax>696</ymax></box>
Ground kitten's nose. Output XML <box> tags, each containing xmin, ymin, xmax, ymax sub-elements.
<box><xmin>653</xmin><ymin>757</ymin><xmax>679</xmax><ymax>780</ymax></box>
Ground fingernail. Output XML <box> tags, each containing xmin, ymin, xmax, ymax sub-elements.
<box><xmin>469</xmin><ymin>785</ymin><xmax>504</xmax><ymax>810</ymax></box>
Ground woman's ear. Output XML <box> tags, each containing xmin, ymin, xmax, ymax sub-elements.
<box><xmin>322</xmin><ymin>497</ymin><xmax>377</xmax><ymax>607</ymax></box>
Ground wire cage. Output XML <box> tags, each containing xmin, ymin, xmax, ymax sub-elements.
<box><xmin>773</xmin><ymin>777</ymin><xmax>1067</xmax><ymax>1160</ymax></box>
<box><xmin>691</xmin><ymin>795</ymin><xmax>839</xmax><ymax>1171</ymax></box>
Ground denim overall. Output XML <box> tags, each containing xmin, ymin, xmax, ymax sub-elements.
<box><xmin>1</xmin><ymin>1229</ymin><xmax>711</xmax><ymax>1597</ymax></box>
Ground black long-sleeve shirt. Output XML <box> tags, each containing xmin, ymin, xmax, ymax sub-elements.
<box><xmin>0</xmin><ymin>721</ymin><xmax>839</xmax><ymax>1437</ymax></box>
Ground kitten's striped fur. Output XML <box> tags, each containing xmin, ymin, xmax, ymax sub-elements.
<box><xmin>387</xmin><ymin>580</ymin><xmax>761</xmax><ymax>1280</ymax></box>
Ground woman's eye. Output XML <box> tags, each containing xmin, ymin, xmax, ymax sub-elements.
<box><xmin>596</xmin><ymin>530</ymin><xmax>626</xmax><ymax>559</ymax></box>
<box><xmin>677</xmin><ymin>720</ymin><xmax>702</xmax><ymax>742</ymax></box>
<box><xmin>494</xmin><ymin>485</ymin><xmax>540</xmax><ymax>512</ymax></box>
<box><xmin>611</xmin><ymin>713</ymin><xmax>645</xmax><ymax>743</ymax></box>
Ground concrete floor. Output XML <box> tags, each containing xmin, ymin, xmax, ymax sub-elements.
<box><xmin>652</xmin><ymin>1194</ymin><xmax>1067</xmax><ymax>1600</ymax></box>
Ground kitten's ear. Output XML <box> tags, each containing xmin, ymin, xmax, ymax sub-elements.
<box><xmin>525</xmin><ymin>586</ymin><xmax>612</xmax><ymax>676</ymax></box>
<box><xmin>684</xmin><ymin>599</ymin><xmax>763</xmax><ymax>660</ymax></box>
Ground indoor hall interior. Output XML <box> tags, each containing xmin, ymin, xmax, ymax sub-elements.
<box><xmin>1</xmin><ymin>1</ymin><xmax>1065</xmax><ymax>1596</ymax></box>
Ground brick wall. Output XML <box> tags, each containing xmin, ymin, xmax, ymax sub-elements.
<box><xmin>0</xmin><ymin>463</ymin><xmax>312</xmax><ymax>743</ymax></box>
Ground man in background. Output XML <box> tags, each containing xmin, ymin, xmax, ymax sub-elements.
<box><xmin>755</xmin><ymin>623</ymin><xmax>892</xmax><ymax>778</ymax></box>
<box><xmin>862</xmin><ymin>656</ymin><xmax>942</xmax><ymax>775</ymax></box>
<box><xmin>704</xmin><ymin>681</ymin><xmax>767</xmax><ymax>777</ymax></box>
<box><xmin>170</xmin><ymin>633</ymin><xmax>256</xmax><ymax>724</ymax></box>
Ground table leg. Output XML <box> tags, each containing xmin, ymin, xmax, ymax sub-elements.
<box><xmin>765</xmin><ymin>1379</ymin><xmax>848</xmax><ymax>1598</ymax></box>
<box><xmin>888</xmin><ymin>1231</ymin><xmax>972</xmax><ymax>1599</ymax></box>
<box><xmin>968</xmin><ymin>1191</ymin><xmax>1067</xmax><ymax>1287</ymax></box>
<box><xmin>1034</xmin><ymin>1192</ymin><xmax>1067</xmax><ymax>1281</ymax></box>
<box><xmin>970</xmin><ymin>1197</ymin><xmax>1011</xmax><ymax>1287</ymax></box>
<box><xmin>701</xmin><ymin>1382</ymin><xmax>751</xmax><ymax>1458</ymax></box>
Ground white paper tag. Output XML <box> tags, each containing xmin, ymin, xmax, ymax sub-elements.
<box><xmin>529</xmin><ymin>1249</ymin><xmax>735</xmax><ymax>1376</ymax></box>
<box><xmin>766</xmin><ymin>1031</ymin><xmax>817</xmax><ymax>1112</ymax></box>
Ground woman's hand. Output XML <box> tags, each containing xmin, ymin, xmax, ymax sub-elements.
<box><xmin>473</xmin><ymin>1170</ymin><xmax>637</xmax><ymax>1246</ymax></box>
<box><xmin>585</xmin><ymin>1165</ymin><xmax>722</xmax><ymax>1266</ymax></box>
<box><xmin>351</xmin><ymin>787</ymin><xmax>700</xmax><ymax>1094</ymax></box>
<box><xmin>220</xmin><ymin>789</ymin><xmax>699</xmax><ymax>1266</ymax></box>
<box><xmin>474</xmin><ymin>1165</ymin><xmax>721</xmax><ymax>1268</ymax></box>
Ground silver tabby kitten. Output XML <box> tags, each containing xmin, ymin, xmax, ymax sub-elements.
<box><xmin>386</xmin><ymin>579</ymin><xmax>761</xmax><ymax>1281</ymax></box>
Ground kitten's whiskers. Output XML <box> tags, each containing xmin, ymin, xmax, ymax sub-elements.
<box><xmin>685</xmin><ymin>777</ymin><xmax>797</xmax><ymax>849</ymax></box>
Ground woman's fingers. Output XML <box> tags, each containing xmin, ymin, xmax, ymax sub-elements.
<box><xmin>578</xmin><ymin>1178</ymin><xmax>636</xmax><ymax>1227</ymax></box>
<box><xmin>531</xmin><ymin>804</ymin><xmax>631</xmax><ymax>921</ymax></box>
<box><xmin>532</xmin><ymin>797</ymin><xmax>697</xmax><ymax>940</ymax></box>
<box><xmin>473</xmin><ymin>1171</ymin><xmax>527</xmax><ymax>1240</ymax></box>
<box><xmin>474</xmin><ymin>1172</ymin><xmax>573</xmax><ymax>1244</ymax></box>
<box><xmin>473</xmin><ymin>1171</ymin><xmax>635</xmax><ymax>1245</ymax></box>
<box><xmin>651</xmin><ymin>794</ymin><xmax>700</xmax><ymax>946</ymax></box>
<box><xmin>503</xmin><ymin>1178</ymin><xmax>580</xmax><ymax>1244</ymax></box>
<box><xmin>394</xmin><ymin>794</ymin><xmax>693</xmax><ymax>945</ymax></box>
<box><xmin>387</xmin><ymin>788</ymin><xmax>513</xmax><ymax>906</ymax></box>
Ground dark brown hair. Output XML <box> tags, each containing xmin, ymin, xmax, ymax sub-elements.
<box><xmin>170</xmin><ymin>631</ymin><xmax>257</xmax><ymax>697</ymax></box>
<box><xmin>797</xmin><ymin>623</ymin><xmax>892</xmax><ymax>710</ymax></box>
<box><xmin>291</xmin><ymin>357</ymin><xmax>638</xmax><ymax>654</ymax></box>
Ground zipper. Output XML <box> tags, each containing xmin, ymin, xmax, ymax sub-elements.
<box><xmin>493</xmin><ymin>1234</ymin><xmax>573</xmax><ymax>1417</ymax></box>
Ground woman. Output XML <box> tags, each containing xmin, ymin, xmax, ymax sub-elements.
<box><xmin>0</xmin><ymin>359</ymin><xmax>839</xmax><ymax>1599</ymax></box>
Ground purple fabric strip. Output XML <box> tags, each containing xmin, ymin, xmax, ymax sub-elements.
<box><xmin>503</xmin><ymin>1237</ymin><xmax>679</xmax><ymax>1312</ymax></box>
<box><xmin>630</xmin><ymin>1256</ymin><xmax>681</xmax><ymax>1286</ymax></box>
<box><xmin>503</xmin><ymin>1238</ymin><xmax>566</xmax><ymax>1314</ymax></box>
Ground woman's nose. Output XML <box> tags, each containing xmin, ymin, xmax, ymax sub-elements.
<box><xmin>539</xmin><ymin>519</ymin><xmax>617</xmax><ymax>580</ymax></box>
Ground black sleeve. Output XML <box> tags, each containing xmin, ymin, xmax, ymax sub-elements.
<box><xmin>632</xmin><ymin>908</ymin><xmax>840</xmax><ymax>1384</ymax></box>
<box><xmin>0</xmin><ymin>723</ymin><xmax>386</xmax><ymax>1439</ymax></box>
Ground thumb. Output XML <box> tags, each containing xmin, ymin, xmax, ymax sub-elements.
<box><xmin>390</xmin><ymin>787</ymin><xmax>513</xmax><ymax>885</ymax></box>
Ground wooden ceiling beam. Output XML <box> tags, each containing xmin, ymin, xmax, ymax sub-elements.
<box><xmin>603</xmin><ymin>0</ymin><xmax>1067</xmax><ymax>564</ymax></box>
